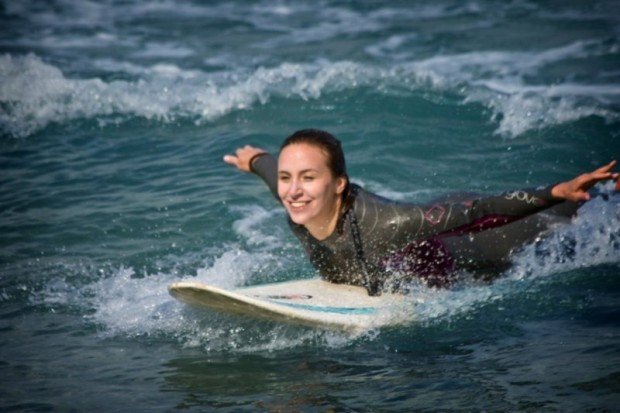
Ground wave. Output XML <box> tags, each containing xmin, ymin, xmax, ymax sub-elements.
<box><xmin>0</xmin><ymin>54</ymin><xmax>380</xmax><ymax>138</ymax></box>
<box><xmin>29</xmin><ymin>204</ymin><xmax>355</xmax><ymax>351</ymax></box>
<box><xmin>8</xmin><ymin>1</ymin><xmax>614</xmax><ymax>48</ymax></box>
<box><xmin>507</xmin><ymin>186</ymin><xmax>620</xmax><ymax>280</ymax></box>
<box><xmin>1</xmin><ymin>37</ymin><xmax>619</xmax><ymax>138</ymax></box>
<box><xmin>413</xmin><ymin>186</ymin><xmax>620</xmax><ymax>322</ymax></box>
<box><xmin>29</xmin><ymin>186</ymin><xmax>619</xmax><ymax>352</ymax></box>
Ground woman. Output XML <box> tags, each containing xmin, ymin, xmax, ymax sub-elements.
<box><xmin>224</xmin><ymin>129</ymin><xmax>618</xmax><ymax>295</ymax></box>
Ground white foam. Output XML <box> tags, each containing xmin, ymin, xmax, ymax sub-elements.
<box><xmin>507</xmin><ymin>188</ymin><xmax>620</xmax><ymax>280</ymax></box>
<box><xmin>2</xmin><ymin>36</ymin><xmax>619</xmax><ymax>138</ymax></box>
<box><xmin>65</xmin><ymin>264</ymin><xmax>355</xmax><ymax>351</ymax></box>
<box><xmin>132</xmin><ymin>42</ymin><xmax>195</xmax><ymax>59</ymax></box>
<box><xmin>0</xmin><ymin>54</ymin><xmax>371</xmax><ymax>137</ymax></box>
<box><xmin>364</xmin><ymin>35</ymin><xmax>418</xmax><ymax>61</ymax></box>
<box><xmin>192</xmin><ymin>247</ymin><xmax>274</xmax><ymax>290</ymax></box>
<box><xmin>354</xmin><ymin>179</ymin><xmax>437</xmax><ymax>202</ymax></box>
<box><xmin>92</xmin><ymin>59</ymin><xmax>202</xmax><ymax>79</ymax></box>
<box><xmin>369</xmin><ymin>2</ymin><xmax>486</xmax><ymax>25</ymax></box>
<box><xmin>32</xmin><ymin>185</ymin><xmax>619</xmax><ymax>351</ymax></box>
<box><xmin>401</xmin><ymin>39</ymin><xmax>620</xmax><ymax>136</ymax></box>
<box><xmin>230</xmin><ymin>205</ymin><xmax>284</xmax><ymax>247</ymax></box>
<box><xmin>39</xmin><ymin>204</ymin><xmax>329</xmax><ymax>350</ymax></box>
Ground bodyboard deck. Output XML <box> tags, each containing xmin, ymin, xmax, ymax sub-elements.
<box><xmin>168</xmin><ymin>278</ymin><xmax>415</xmax><ymax>332</ymax></box>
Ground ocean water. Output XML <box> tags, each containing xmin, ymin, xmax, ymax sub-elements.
<box><xmin>1</xmin><ymin>0</ymin><xmax>620</xmax><ymax>411</ymax></box>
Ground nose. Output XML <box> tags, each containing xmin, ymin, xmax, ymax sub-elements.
<box><xmin>288</xmin><ymin>179</ymin><xmax>303</xmax><ymax>198</ymax></box>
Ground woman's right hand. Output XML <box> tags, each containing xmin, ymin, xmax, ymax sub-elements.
<box><xmin>223</xmin><ymin>145</ymin><xmax>268</xmax><ymax>173</ymax></box>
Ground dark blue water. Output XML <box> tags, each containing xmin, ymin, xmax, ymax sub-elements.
<box><xmin>1</xmin><ymin>1</ymin><xmax>619</xmax><ymax>411</ymax></box>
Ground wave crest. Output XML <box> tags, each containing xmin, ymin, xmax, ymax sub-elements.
<box><xmin>2</xmin><ymin>41</ymin><xmax>618</xmax><ymax>138</ymax></box>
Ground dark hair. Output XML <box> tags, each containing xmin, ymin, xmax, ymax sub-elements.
<box><xmin>281</xmin><ymin>129</ymin><xmax>348</xmax><ymax>179</ymax></box>
<box><xmin>281</xmin><ymin>129</ymin><xmax>353</xmax><ymax>215</ymax></box>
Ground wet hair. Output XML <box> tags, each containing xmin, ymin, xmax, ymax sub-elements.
<box><xmin>281</xmin><ymin>129</ymin><xmax>354</xmax><ymax>216</ymax></box>
<box><xmin>281</xmin><ymin>129</ymin><xmax>348</xmax><ymax>179</ymax></box>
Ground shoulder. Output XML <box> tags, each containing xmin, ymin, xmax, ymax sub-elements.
<box><xmin>348</xmin><ymin>184</ymin><xmax>411</xmax><ymax>230</ymax></box>
<box><xmin>350</xmin><ymin>184</ymin><xmax>393</xmax><ymax>207</ymax></box>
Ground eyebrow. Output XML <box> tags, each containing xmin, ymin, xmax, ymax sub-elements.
<box><xmin>278</xmin><ymin>169</ymin><xmax>320</xmax><ymax>175</ymax></box>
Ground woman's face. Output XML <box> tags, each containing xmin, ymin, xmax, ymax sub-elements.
<box><xmin>278</xmin><ymin>143</ymin><xmax>346</xmax><ymax>236</ymax></box>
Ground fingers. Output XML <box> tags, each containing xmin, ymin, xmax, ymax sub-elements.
<box><xmin>590</xmin><ymin>172</ymin><xmax>612</xmax><ymax>182</ymax></box>
<box><xmin>594</xmin><ymin>160</ymin><xmax>616</xmax><ymax>174</ymax></box>
<box><xmin>581</xmin><ymin>160</ymin><xmax>618</xmax><ymax>184</ymax></box>
<box><xmin>224</xmin><ymin>145</ymin><xmax>268</xmax><ymax>173</ymax></box>
<box><xmin>577</xmin><ymin>192</ymin><xmax>591</xmax><ymax>202</ymax></box>
<box><xmin>223</xmin><ymin>145</ymin><xmax>255</xmax><ymax>166</ymax></box>
<box><xmin>588</xmin><ymin>171</ymin><xmax>618</xmax><ymax>183</ymax></box>
<box><xmin>223</xmin><ymin>154</ymin><xmax>238</xmax><ymax>167</ymax></box>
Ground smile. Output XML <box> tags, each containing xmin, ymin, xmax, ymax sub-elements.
<box><xmin>289</xmin><ymin>201</ymin><xmax>310</xmax><ymax>209</ymax></box>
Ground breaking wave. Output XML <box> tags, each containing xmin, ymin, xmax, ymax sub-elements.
<box><xmin>2</xmin><ymin>38</ymin><xmax>618</xmax><ymax>138</ymax></box>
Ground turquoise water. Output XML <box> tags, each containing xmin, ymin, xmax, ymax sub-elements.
<box><xmin>1</xmin><ymin>0</ymin><xmax>620</xmax><ymax>411</ymax></box>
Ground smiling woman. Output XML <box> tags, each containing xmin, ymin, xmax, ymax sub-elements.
<box><xmin>225</xmin><ymin>131</ymin><xmax>618</xmax><ymax>295</ymax></box>
<box><xmin>3</xmin><ymin>0</ymin><xmax>620</xmax><ymax>410</ymax></box>
<box><xmin>277</xmin><ymin>131</ymin><xmax>348</xmax><ymax>240</ymax></box>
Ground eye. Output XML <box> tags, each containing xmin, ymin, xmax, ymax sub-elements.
<box><xmin>302</xmin><ymin>175</ymin><xmax>315</xmax><ymax>182</ymax></box>
<box><xmin>278</xmin><ymin>175</ymin><xmax>290</xmax><ymax>183</ymax></box>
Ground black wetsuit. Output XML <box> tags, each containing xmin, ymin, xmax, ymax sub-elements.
<box><xmin>252</xmin><ymin>154</ymin><xmax>577</xmax><ymax>294</ymax></box>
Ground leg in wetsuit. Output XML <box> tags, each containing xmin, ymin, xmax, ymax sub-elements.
<box><xmin>419</xmin><ymin>196</ymin><xmax>580</xmax><ymax>286</ymax></box>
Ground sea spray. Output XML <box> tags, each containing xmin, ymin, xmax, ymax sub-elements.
<box><xmin>3</xmin><ymin>38</ymin><xmax>619</xmax><ymax>138</ymax></box>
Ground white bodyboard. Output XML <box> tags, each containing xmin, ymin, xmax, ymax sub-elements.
<box><xmin>168</xmin><ymin>278</ymin><xmax>415</xmax><ymax>332</ymax></box>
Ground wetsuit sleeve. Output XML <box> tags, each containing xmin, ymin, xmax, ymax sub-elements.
<box><xmin>250</xmin><ymin>153</ymin><xmax>279</xmax><ymax>200</ymax></box>
<box><xmin>356</xmin><ymin>185</ymin><xmax>562</xmax><ymax>255</ymax></box>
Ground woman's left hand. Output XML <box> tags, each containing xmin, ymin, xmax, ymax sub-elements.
<box><xmin>551</xmin><ymin>160</ymin><xmax>619</xmax><ymax>202</ymax></box>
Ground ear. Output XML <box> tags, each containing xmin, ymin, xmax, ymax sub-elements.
<box><xmin>335</xmin><ymin>176</ymin><xmax>347</xmax><ymax>195</ymax></box>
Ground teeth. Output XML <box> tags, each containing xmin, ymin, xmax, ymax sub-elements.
<box><xmin>291</xmin><ymin>202</ymin><xmax>307</xmax><ymax>208</ymax></box>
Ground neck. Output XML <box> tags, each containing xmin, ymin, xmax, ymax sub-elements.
<box><xmin>305</xmin><ymin>197</ymin><xmax>342</xmax><ymax>241</ymax></box>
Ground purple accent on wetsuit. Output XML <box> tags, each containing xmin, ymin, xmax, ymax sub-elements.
<box><xmin>438</xmin><ymin>214</ymin><xmax>517</xmax><ymax>237</ymax></box>
<box><xmin>382</xmin><ymin>237</ymin><xmax>455</xmax><ymax>288</ymax></box>
<box><xmin>424</xmin><ymin>205</ymin><xmax>446</xmax><ymax>225</ymax></box>
<box><xmin>384</xmin><ymin>214</ymin><xmax>520</xmax><ymax>287</ymax></box>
